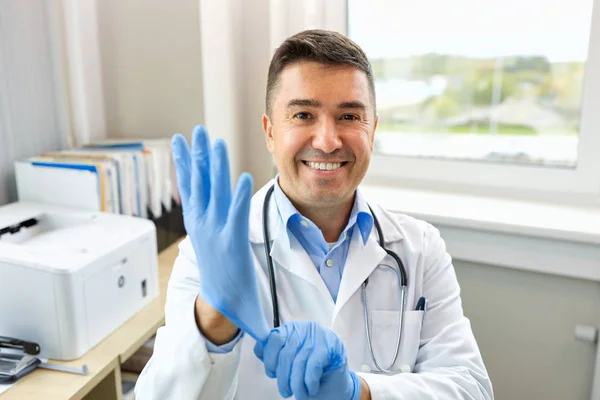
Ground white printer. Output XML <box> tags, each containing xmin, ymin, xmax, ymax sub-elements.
<box><xmin>0</xmin><ymin>201</ymin><xmax>158</xmax><ymax>360</ymax></box>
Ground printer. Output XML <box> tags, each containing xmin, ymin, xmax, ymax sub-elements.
<box><xmin>0</xmin><ymin>201</ymin><xmax>158</xmax><ymax>360</ymax></box>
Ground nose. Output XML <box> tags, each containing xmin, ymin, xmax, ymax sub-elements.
<box><xmin>311</xmin><ymin>118</ymin><xmax>342</xmax><ymax>154</ymax></box>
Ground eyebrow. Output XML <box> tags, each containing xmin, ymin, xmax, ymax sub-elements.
<box><xmin>287</xmin><ymin>99</ymin><xmax>321</xmax><ymax>108</ymax></box>
<box><xmin>286</xmin><ymin>98</ymin><xmax>367</xmax><ymax>111</ymax></box>
<box><xmin>338</xmin><ymin>101</ymin><xmax>367</xmax><ymax>111</ymax></box>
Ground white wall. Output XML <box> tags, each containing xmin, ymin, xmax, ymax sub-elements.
<box><xmin>97</xmin><ymin>0</ymin><xmax>204</xmax><ymax>140</ymax></box>
<box><xmin>0</xmin><ymin>0</ymin><xmax>70</xmax><ymax>204</ymax></box>
<box><xmin>97</xmin><ymin>0</ymin><xmax>273</xmax><ymax>189</ymax></box>
<box><xmin>456</xmin><ymin>260</ymin><xmax>600</xmax><ymax>400</ymax></box>
<box><xmin>198</xmin><ymin>0</ymin><xmax>273</xmax><ymax>189</ymax></box>
<box><xmin>238</xmin><ymin>0</ymin><xmax>276</xmax><ymax>188</ymax></box>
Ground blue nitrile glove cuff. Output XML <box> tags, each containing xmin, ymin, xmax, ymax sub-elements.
<box><xmin>348</xmin><ymin>370</ymin><xmax>362</xmax><ymax>400</ymax></box>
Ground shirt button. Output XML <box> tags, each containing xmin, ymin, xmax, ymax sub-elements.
<box><xmin>326</xmin><ymin>259</ymin><xmax>333</xmax><ymax>267</ymax></box>
<box><xmin>300</xmin><ymin>220</ymin><xmax>309</xmax><ymax>227</ymax></box>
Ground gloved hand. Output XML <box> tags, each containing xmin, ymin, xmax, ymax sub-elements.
<box><xmin>171</xmin><ymin>125</ymin><xmax>269</xmax><ymax>342</ymax></box>
<box><xmin>254</xmin><ymin>321</ymin><xmax>361</xmax><ymax>400</ymax></box>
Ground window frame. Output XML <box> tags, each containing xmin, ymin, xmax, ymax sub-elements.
<box><xmin>315</xmin><ymin>0</ymin><xmax>600</xmax><ymax>201</ymax></box>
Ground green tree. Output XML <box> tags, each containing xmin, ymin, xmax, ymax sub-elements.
<box><xmin>431</xmin><ymin>95</ymin><xmax>461</xmax><ymax>118</ymax></box>
<box><xmin>466</xmin><ymin>69</ymin><xmax>520</xmax><ymax>105</ymax></box>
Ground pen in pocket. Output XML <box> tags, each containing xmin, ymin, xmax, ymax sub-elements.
<box><xmin>415</xmin><ymin>296</ymin><xmax>428</xmax><ymax>319</ymax></box>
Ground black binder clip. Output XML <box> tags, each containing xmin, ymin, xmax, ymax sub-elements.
<box><xmin>0</xmin><ymin>336</ymin><xmax>40</xmax><ymax>355</ymax></box>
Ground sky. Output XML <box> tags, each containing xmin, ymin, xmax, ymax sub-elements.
<box><xmin>347</xmin><ymin>0</ymin><xmax>594</xmax><ymax>62</ymax></box>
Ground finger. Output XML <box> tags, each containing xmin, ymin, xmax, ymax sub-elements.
<box><xmin>262</xmin><ymin>326</ymin><xmax>288</xmax><ymax>379</ymax></box>
<box><xmin>305</xmin><ymin>345</ymin><xmax>329</xmax><ymax>396</ymax></box>
<box><xmin>171</xmin><ymin>134</ymin><xmax>191</xmax><ymax>213</ymax></box>
<box><xmin>276</xmin><ymin>326</ymin><xmax>302</xmax><ymax>398</ymax></box>
<box><xmin>190</xmin><ymin>125</ymin><xmax>211</xmax><ymax>216</ymax></box>
<box><xmin>229</xmin><ymin>172</ymin><xmax>253</xmax><ymax>233</ymax></box>
<box><xmin>290</xmin><ymin>345</ymin><xmax>312</xmax><ymax>400</ymax></box>
<box><xmin>208</xmin><ymin>139</ymin><xmax>232</xmax><ymax>226</ymax></box>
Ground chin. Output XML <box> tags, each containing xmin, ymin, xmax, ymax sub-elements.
<box><xmin>306</xmin><ymin>187</ymin><xmax>347</xmax><ymax>204</ymax></box>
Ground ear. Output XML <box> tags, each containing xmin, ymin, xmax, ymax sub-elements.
<box><xmin>263</xmin><ymin>113</ymin><xmax>275</xmax><ymax>153</ymax></box>
<box><xmin>370</xmin><ymin>115</ymin><xmax>379</xmax><ymax>152</ymax></box>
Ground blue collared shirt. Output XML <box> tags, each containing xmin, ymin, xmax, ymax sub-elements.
<box><xmin>272</xmin><ymin>179</ymin><xmax>373</xmax><ymax>302</ymax></box>
<box><xmin>203</xmin><ymin>179</ymin><xmax>373</xmax><ymax>353</ymax></box>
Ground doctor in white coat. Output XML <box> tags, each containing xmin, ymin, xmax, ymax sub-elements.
<box><xmin>136</xmin><ymin>29</ymin><xmax>493</xmax><ymax>399</ymax></box>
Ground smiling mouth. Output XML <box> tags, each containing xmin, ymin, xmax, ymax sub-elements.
<box><xmin>302</xmin><ymin>161</ymin><xmax>348</xmax><ymax>171</ymax></box>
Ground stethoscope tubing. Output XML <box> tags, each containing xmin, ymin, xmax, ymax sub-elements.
<box><xmin>262</xmin><ymin>184</ymin><xmax>408</xmax><ymax>374</ymax></box>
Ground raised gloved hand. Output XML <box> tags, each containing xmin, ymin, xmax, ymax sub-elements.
<box><xmin>171</xmin><ymin>125</ymin><xmax>269</xmax><ymax>342</ymax></box>
<box><xmin>254</xmin><ymin>321</ymin><xmax>361</xmax><ymax>400</ymax></box>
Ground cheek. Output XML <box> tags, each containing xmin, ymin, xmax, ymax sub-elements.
<box><xmin>276</xmin><ymin>127</ymin><xmax>307</xmax><ymax>158</ymax></box>
<box><xmin>347</xmin><ymin>132</ymin><xmax>372</xmax><ymax>158</ymax></box>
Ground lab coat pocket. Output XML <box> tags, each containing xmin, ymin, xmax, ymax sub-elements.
<box><xmin>370</xmin><ymin>310</ymin><xmax>424</xmax><ymax>372</ymax></box>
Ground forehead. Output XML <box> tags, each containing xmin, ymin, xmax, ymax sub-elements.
<box><xmin>274</xmin><ymin>62</ymin><xmax>372</xmax><ymax>109</ymax></box>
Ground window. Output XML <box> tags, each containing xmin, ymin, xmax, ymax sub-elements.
<box><xmin>348</xmin><ymin>0</ymin><xmax>592</xmax><ymax>168</ymax></box>
<box><xmin>321</xmin><ymin>0</ymin><xmax>600</xmax><ymax>199</ymax></box>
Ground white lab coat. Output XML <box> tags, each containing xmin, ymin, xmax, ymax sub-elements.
<box><xmin>135</xmin><ymin>182</ymin><xmax>493</xmax><ymax>399</ymax></box>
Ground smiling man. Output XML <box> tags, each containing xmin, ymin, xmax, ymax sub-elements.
<box><xmin>136</xmin><ymin>30</ymin><xmax>493</xmax><ymax>400</ymax></box>
<box><xmin>264</xmin><ymin>61</ymin><xmax>376</xmax><ymax>244</ymax></box>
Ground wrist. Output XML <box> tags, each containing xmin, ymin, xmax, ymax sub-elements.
<box><xmin>358</xmin><ymin>375</ymin><xmax>371</xmax><ymax>400</ymax></box>
<box><xmin>348</xmin><ymin>371</ymin><xmax>370</xmax><ymax>400</ymax></box>
<box><xmin>194</xmin><ymin>295</ymin><xmax>239</xmax><ymax>345</ymax></box>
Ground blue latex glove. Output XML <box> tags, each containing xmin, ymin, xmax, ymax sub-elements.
<box><xmin>171</xmin><ymin>125</ymin><xmax>269</xmax><ymax>342</ymax></box>
<box><xmin>254</xmin><ymin>321</ymin><xmax>361</xmax><ymax>400</ymax></box>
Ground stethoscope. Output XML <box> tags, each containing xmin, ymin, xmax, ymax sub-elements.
<box><xmin>262</xmin><ymin>184</ymin><xmax>408</xmax><ymax>374</ymax></box>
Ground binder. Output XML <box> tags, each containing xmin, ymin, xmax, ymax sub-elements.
<box><xmin>15</xmin><ymin>160</ymin><xmax>104</xmax><ymax>212</ymax></box>
<box><xmin>30</xmin><ymin>156</ymin><xmax>117</xmax><ymax>213</ymax></box>
<box><xmin>80</xmin><ymin>147</ymin><xmax>146</xmax><ymax>218</ymax></box>
<box><xmin>85</xmin><ymin>139</ymin><xmax>176</xmax><ymax>218</ymax></box>
<box><xmin>15</xmin><ymin>138</ymin><xmax>178</xmax><ymax>221</ymax></box>
<box><xmin>42</xmin><ymin>151</ymin><xmax>123</xmax><ymax>215</ymax></box>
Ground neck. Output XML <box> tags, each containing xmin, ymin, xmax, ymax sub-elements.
<box><xmin>293</xmin><ymin>195</ymin><xmax>355</xmax><ymax>243</ymax></box>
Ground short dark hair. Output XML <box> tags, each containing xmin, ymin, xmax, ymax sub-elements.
<box><xmin>265</xmin><ymin>29</ymin><xmax>376</xmax><ymax>117</ymax></box>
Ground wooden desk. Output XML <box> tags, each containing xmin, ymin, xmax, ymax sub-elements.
<box><xmin>0</xmin><ymin>238</ymin><xmax>183</xmax><ymax>400</ymax></box>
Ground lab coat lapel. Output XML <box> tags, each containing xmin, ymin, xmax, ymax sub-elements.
<box><xmin>269</xmin><ymin>223</ymin><xmax>333</xmax><ymax>306</ymax></box>
<box><xmin>249</xmin><ymin>181</ymin><xmax>333</xmax><ymax>306</ymax></box>
<box><xmin>333</xmin><ymin>230</ymin><xmax>387</xmax><ymax>319</ymax></box>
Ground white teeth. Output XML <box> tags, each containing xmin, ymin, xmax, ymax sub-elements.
<box><xmin>306</xmin><ymin>161</ymin><xmax>342</xmax><ymax>171</ymax></box>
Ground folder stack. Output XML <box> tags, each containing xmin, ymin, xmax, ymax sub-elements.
<box><xmin>14</xmin><ymin>139</ymin><xmax>185</xmax><ymax>251</ymax></box>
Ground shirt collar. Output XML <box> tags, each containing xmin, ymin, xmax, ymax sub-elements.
<box><xmin>273</xmin><ymin>178</ymin><xmax>298</xmax><ymax>224</ymax></box>
<box><xmin>272</xmin><ymin>178</ymin><xmax>297</xmax><ymax>249</ymax></box>
<box><xmin>349</xmin><ymin>188</ymin><xmax>374</xmax><ymax>246</ymax></box>
<box><xmin>272</xmin><ymin>177</ymin><xmax>373</xmax><ymax>247</ymax></box>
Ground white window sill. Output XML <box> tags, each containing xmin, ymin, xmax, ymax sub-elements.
<box><xmin>362</xmin><ymin>185</ymin><xmax>600</xmax><ymax>282</ymax></box>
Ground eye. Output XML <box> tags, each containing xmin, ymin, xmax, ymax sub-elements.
<box><xmin>341</xmin><ymin>114</ymin><xmax>359</xmax><ymax>121</ymax></box>
<box><xmin>294</xmin><ymin>112</ymin><xmax>311</xmax><ymax>120</ymax></box>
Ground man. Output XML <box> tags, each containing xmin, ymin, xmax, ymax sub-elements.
<box><xmin>136</xmin><ymin>29</ymin><xmax>493</xmax><ymax>399</ymax></box>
